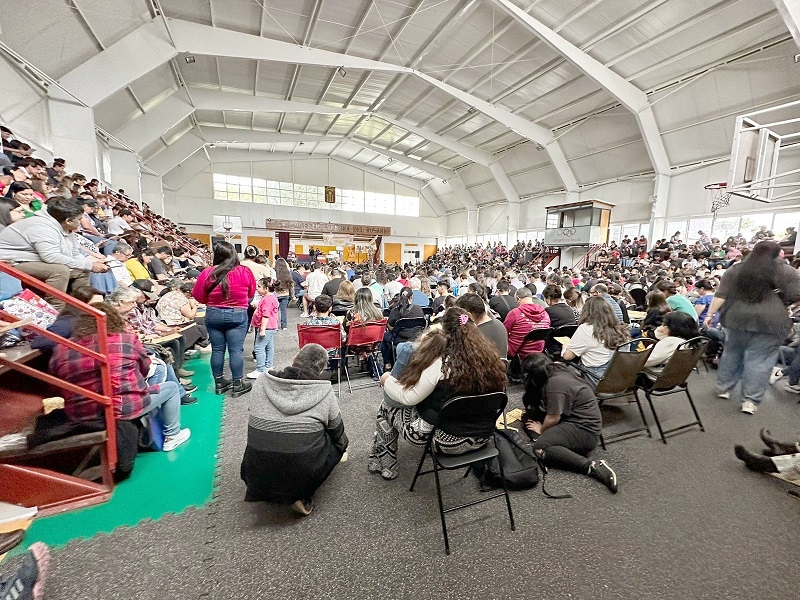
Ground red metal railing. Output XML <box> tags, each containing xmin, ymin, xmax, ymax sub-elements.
<box><xmin>0</xmin><ymin>262</ymin><xmax>117</xmax><ymax>479</ymax></box>
<box><xmin>573</xmin><ymin>244</ymin><xmax>602</xmax><ymax>271</ymax></box>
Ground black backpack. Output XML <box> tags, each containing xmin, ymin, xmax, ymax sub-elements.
<box><xmin>475</xmin><ymin>428</ymin><xmax>572</xmax><ymax>499</ymax></box>
<box><xmin>475</xmin><ymin>428</ymin><xmax>539</xmax><ymax>491</ymax></box>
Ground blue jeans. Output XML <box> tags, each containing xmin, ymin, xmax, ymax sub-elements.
<box><xmin>147</xmin><ymin>361</ymin><xmax>188</xmax><ymax>398</ymax></box>
<box><xmin>254</xmin><ymin>329</ymin><xmax>276</xmax><ymax>372</ymax></box>
<box><xmin>205</xmin><ymin>306</ymin><xmax>248</xmax><ymax>380</ymax></box>
<box><xmin>277</xmin><ymin>295</ymin><xmax>290</xmax><ymax>329</ymax></box>
<box><xmin>717</xmin><ymin>327</ymin><xmax>783</xmax><ymax>404</ymax></box>
<box><xmin>778</xmin><ymin>345</ymin><xmax>800</xmax><ymax>385</ymax></box>
<box><xmin>143</xmin><ymin>381</ymin><xmax>182</xmax><ymax>437</ymax></box>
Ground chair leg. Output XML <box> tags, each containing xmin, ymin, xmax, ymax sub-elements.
<box><xmin>431</xmin><ymin>451</ymin><xmax>450</xmax><ymax>555</ymax></box>
<box><xmin>343</xmin><ymin>355</ymin><xmax>352</xmax><ymax>393</ymax></box>
<box><xmin>685</xmin><ymin>387</ymin><xmax>705</xmax><ymax>432</ymax></box>
<box><xmin>599</xmin><ymin>432</ymin><xmax>607</xmax><ymax>450</ymax></box>
<box><xmin>645</xmin><ymin>391</ymin><xmax>667</xmax><ymax>444</ymax></box>
<box><xmin>494</xmin><ymin>439</ymin><xmax>516</xmax><ymax>532</ymax></box>
<box><xmin>632</xmin><ymin>389</ymin><xmax>652</xmax><ymax>438</ymax></box>
<box><xmin>462</xmin><ymin>466</ymin><xmax>472</xmax><ymax>479</ymax></box>
<box><xmin>409</xmin><ymin>437</ymin><xmax>433</xmax><ymax>492</ymax></box>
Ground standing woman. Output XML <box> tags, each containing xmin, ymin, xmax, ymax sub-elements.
<box><xmin>704</xmin><ymin>241</ymin><xmax>800</xmax><ymax>414</ymax></box>
<box><xmin>274</xmin><ymin>257</ymin><xmax>294</xmax><ymax>331</ymax></box>
<box><xmin>193</xmin><ymin>241</ymin><xmax>257</xmax><ymax>397</ymax></box>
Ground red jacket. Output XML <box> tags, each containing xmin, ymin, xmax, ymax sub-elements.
<box><xmin>504</xmin><ymin>303</ymin><xmax>550</xmax><ymax>357</ymax></box>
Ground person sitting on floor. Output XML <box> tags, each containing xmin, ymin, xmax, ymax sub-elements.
<box><xmin>734</xmin><ymin>428</ymin><xmax>800</xmax><ymax>474</ymax></box>
<box><xmin>520</xmin><ymin>353</ymin><xmax>618</xmax><ymax>493</ymax></box>
<box><xmin>372</xmin><ymin>307</ymin><xmax>506</xmax><ymax>481</ymax></box>
<box><xmin>240</xmin><ymin>343</ymin><xmax>348</xmax><ymax>516</ymax></box>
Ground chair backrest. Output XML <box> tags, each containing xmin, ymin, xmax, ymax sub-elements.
<box><xmin>346</xmin><ymin>319</ymin><xmax>388</xmax><ymax>346</ymax></box>
<box><xmin>422</xmin><ymin>306</ymin><xmax>434</xmax><ymax>318</ymax></box>
<box><xmin>550</xmin><ymin>324</ymin><xmax>578</xmax><ymax>340</ymax></box>
<box><xmin>629</xmin><ymin>288</ymin><xmax>647</xmax><ymax>308</ymax></box>
<box><xmin>649</xmin><ymin>337</ymin><xmax>709</xmax><ymax>391</ymax></box>
<box><xmin>392</xmin><ymin>317</ymin><xmax>427</xmax><ymax>340</ymax></box>
<box><xmin>382</xmin><ymin>308</ymin><xmax>392</xmax><ymax>318</ymax></box>
<box><xmin>297</xmin><ymin>324</ymin><xmax>342</xmax><ymax>351</ymax></box>
<box><xmin>595</xmin><ymin>338</ymin><xmax>656</xmax><ymax>395</ymax></box>
<box><xmin>331</xmin><ymin>307</ymin><xmax>349</xmax><ymax>317</ymax></box>
<box><xmin>436</xmin><ymin>392</ymin><xmax>509</xmax><ymax>439</ymax></box>
<box><xmin>523</xmin><ymin>326</ymin><xmax>553</xmax><ymax>344</ymax></box>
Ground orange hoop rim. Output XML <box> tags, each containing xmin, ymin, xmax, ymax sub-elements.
<box><xmin>704</xmin><ymin>182</ymin><xmax>728</xmax><ymax>190</ymax></box>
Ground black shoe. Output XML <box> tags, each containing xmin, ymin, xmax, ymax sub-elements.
<box><xmin>735</xmin><ymin>444</ymin><xmax>778</xmax><ymax>473</ymax></box>
<box><xmin>180</xmin><ymin>395</ymin><xmax>198</xmax><ymax>405</ymax></box>
<box><xmin>215</xmin><ymin>377</ymin><xmax>232</xmax><ymax>394</ymax></box>
<box><xmin>230</xmin><ymin>378</ymin><xmax>252</xmax><ymax>397</ymax></box>
<box><xmin>759</xmin><ymin>428</ymin><xmax>797</xmax><ymax>456</ymax></box>
<box><xmin>590</xmin><ymin>460</ymin><xmax>618</xmax><ymax>493</ymax></box>
<box><xmin>182</xmin><ymin>383</ymin><xmax>198</xmax><ymax>394</ymax></box>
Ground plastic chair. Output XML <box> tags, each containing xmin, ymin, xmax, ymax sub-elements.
<box><xmin>409</xmin><ymin>392</ymin><xmax>514</xmax><ymax>555</ymax></box>
<box><xmin>342</xmin><ymin>319</ymin><xmax>388</xmax><ymax>392</ymax></box>
<box><xmin>297</xmin><ymin>324</ymin><xmax>343</xmax><ymax>395</ymax></box>
<box><xmin>517</xmin><ymin>327</ymin><xmax>553</xmax><ymax>360</ymax></box>
<box><xmin>545</xmin><ymin>324</ymin><xmax>578</xmax><ymax>356</ymax></box>
<box><xmin>636</xmin><ymin>337</ymin><xmax>709</xmax><ymax>444</ymax></box>
<box><xmin>572</xmin><ymin>338</ymin><xmax>656</xmax><ymax>448</ymax></box>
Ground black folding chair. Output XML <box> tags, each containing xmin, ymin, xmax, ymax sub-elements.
<box><xmin>545</xmin><ymin>324</ymin><xmax>578</xmax><ymax>357</ymax></box>
<box><xmin>571</xmin><ymin>339</ymin><xmax>656</xmax><ymax>448</ymax></box>
<box><xmin>331</xmin><ymin>307</ymin><xmax>349</xmax><ymax>318</ymax></box>
<box><xmin>422</xmin><ymin>306</ymin><xmax>434</xmax><ymax>325</ymax></box>
<box><xmin>629</xmin><ymin>288</ymin><xmax>647</xmax><ymax>310</ymax></box>
<box><xmin>636</xmin><ymin>337</ymin><xmax>708</xmax><ymax>444</ymax></box>
<box><xmin>409</xmin><ymin>392</ymin><xmax>515</xmax><ymax>555</ymax></box>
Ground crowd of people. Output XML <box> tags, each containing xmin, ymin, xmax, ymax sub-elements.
<box><xmin>0</xmin><ymin>121</ymin><xmax>797</xmax><ymax>521</ymax></box>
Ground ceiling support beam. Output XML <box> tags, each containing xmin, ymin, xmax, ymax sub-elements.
<box><xmin>190</xmin><ymin>88</ymin><xmax>366</xmax><ymax>116</ymax></box>
<box><xmin>114</xmin><ymin>90</ymin><xmax>193</xmax><ymax>152</ymax></box>
<box><xmin>346</xmin><ymin>140</ymin><xmax>453</xmax><ymax>181</ymax></box>
<box><xmin>773</xmin><ymin>0</ymin><xmax>800</xmax><ymax>48</ymax></box>
<box><xmin>145</xmin><ymin>131</ymin><xmax>206</xmax><ymax>174</ymax></box>
<box><xmin>420</xmin><ymin>185</ymin><xmax>447</xmax><ymax>218</ymax></box>
<box><xmin>489</xmin><ymin>0</ymin><xmax>671</xmax><ymax>178</ymax></box>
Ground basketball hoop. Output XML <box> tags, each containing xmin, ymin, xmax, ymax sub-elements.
<box><xmin>705</xmin><ymin>182</ymin><xmax>731</xmax><ymax>214</ymax></box>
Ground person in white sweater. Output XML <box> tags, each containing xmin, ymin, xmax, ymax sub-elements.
<box><xmin>641</xmin><ymin>311</ymin><xmax>701</xmax><ymax>379</ymax></box>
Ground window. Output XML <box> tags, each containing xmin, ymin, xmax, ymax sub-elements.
<box><xmin>738</xmin><ymin>212</ymin><xmax>773</xmax><ymax>242</ymax></box>
<box><xmin>666</xmin><ymin>220</ymin><xmax>687</xmax><ymax>242</ymax></box>
<box><xmin>638</xmin><ymin>223</ymin><xmax>650</xmax><ymax>241</ymax></box>
<box><xmin>212</xmin><ymin>173</ymin><xmax>420</xmax><ymax>216</ymax></box>
<box><xmin>687</xmin><ymin>218</ymin><xmax>713</xmax><ymax>243</ymax></box>
<box><xmin>546</xmin><ymin>213</ymin><xmax>559</xmax><ymax>229</ymax></box>
<box><xmin>608</xmin><ymin>225</ymin><xmax>621</xmax><ymax>245</ymax></box>
<box><xmin>396</xmin><ymin>195</ymin><xmax>420</xmax><ymax>217</ymax></box>
<box><xmin>772</xmin><ymin>212</ymin><xmax>800</xmax><ymax>240</ymax></box>
<box><xmin>712</xmin><ymin>216</ymin><xmax>740</xmax><ymax>241</ymax></box>
<box><xmin>621</xmin><ymin>223</ymin><xmax>640</xmax><ymax>240</ymax></box>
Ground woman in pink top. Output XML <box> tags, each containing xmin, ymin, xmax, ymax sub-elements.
<box><xmin>193</xmin><ymin>241</ymin><xmax>257</xmax><ymax>397</ymax></box>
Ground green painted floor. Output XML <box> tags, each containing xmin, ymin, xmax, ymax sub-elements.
<box><xmin>21</xmin><ymin>354</ymin><xmax>223</xmax><ymax>550</ymax></box>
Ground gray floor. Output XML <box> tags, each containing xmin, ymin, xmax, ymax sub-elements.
<box><xmin>12</xmin><ymin>308</ymin><xmax>800</xmax><ymax>600</ymax></box>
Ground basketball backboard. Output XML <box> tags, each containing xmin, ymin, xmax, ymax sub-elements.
<box><xmin>725</xmin><ymin>100</ymin><xmax>800</xmax><ymax>204</ymax></box>
<box><xmin>212</xmin><ymin>215</ymin><xmax>243</xmax><ymax>234</ymax></box>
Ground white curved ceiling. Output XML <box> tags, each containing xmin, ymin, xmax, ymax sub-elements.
<box><xmin>1</xmin><ymin>0</ymin><xmax>798</xmax><ymax>212</ymax></box>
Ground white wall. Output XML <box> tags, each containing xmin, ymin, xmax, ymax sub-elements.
<box><xmin>0</xmin><ymin>57</ymin><xmax>51</xmax><ymax>154</ymax></box>
<box><xmin>166</xmin><ymin>163</ymin><xmax>445</xmax><ymax>243</ymax></box>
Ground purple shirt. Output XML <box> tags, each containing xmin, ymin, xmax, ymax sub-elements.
<box><xmin>193</xmin><ymin>265</ymin><xmax>256</xmax><ymax>308</ymax></box>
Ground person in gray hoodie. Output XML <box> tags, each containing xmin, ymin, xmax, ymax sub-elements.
<box><xmin>240</xmin><ymin>343</ymin><xmax>348</xmax><ymax>516</ymax></box>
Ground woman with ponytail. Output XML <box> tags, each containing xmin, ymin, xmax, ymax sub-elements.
<box><xmin>370</xmin><ymin>307</ymin><xmax>507</xmax><ymax>480</ymax></box>
<box><xmin>193</xmin><ymin>241</ymin><xmax>256</xmax><ymax>397</ymax></box>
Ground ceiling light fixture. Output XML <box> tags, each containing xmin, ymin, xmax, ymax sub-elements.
<box><xmin>337</xmin><ymin>66</ymin><xmax>346</xmax><ymax>77</ymax></box>
<box><xmin>184</xmin><ymin>54</ymin><xmax>196</xmax><ymax>64</ymax></box>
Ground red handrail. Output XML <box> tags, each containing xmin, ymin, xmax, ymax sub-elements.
<box><xmin>0</xmin><ymin>261</ymin><xmax>117</xmax><ymax>473</ymax></box>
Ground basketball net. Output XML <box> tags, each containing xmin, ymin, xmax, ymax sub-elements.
<box><xmin>705</xmin><ymin>183</ymin><xmax>732</xmax><ymax>215</ymax></box>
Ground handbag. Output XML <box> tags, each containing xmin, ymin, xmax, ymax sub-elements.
<box><xmin>138</xmin><ymin>410</ymin><xmax>165</xmax><ymax>451</ymax></box>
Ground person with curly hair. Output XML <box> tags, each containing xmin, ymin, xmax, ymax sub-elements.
<box><xmin>370</xmin><ymin>306</ymin><xmax>507</xmax><ymax>480</ymax></box>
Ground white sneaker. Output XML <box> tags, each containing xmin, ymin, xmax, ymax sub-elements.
<box><xmin>741</xmin><ymin>400</ymin><xmax>757</xmax><ymax>415</ymax></box>
<box><xmin>718</xmin><ymin>391</ymin><xmax>730</xmax><ymax>399</ymax></box>
<box><xmin>246</xmin><ymin>369</ymin><xmax>262</xmax><ymax>380</ymax></box>
<box><xmin>786</xmin><ymin>383</ymin><xmax>800</xmax><ymax>394</ymax></box>
<box><xmin>163</xmin><ymin>428</ymin><xmax>191</xmax><ymax>451</ymax></box>
<box><xmin>769</xmin><ymin>367</ymin><xmax>784</xmax><ymax>385</ymax></box>
<box><xmin>198</xmin><ymin>344</ymin><xmax>213</xmax><ymax>353</ymax></box>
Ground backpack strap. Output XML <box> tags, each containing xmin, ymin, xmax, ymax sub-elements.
<box><xmin>495</xmin><ymin>428</ymin><xmax>572</xmax><ymax>500</ymax></box>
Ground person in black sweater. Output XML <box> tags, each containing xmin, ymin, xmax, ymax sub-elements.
<box><xmin>381</xmin><ymin>287</ymin><xmax>424</xmax><ymax>367</ymax></box>
<box><xmin>542</xmin><ymin>284</ymin><xmax>577</xmax><ymax>328</ymax></box>
<box><xmin>489</xmin><ymin>279</ymin><xmax>517</xmax><ymax>321</ymax></box>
